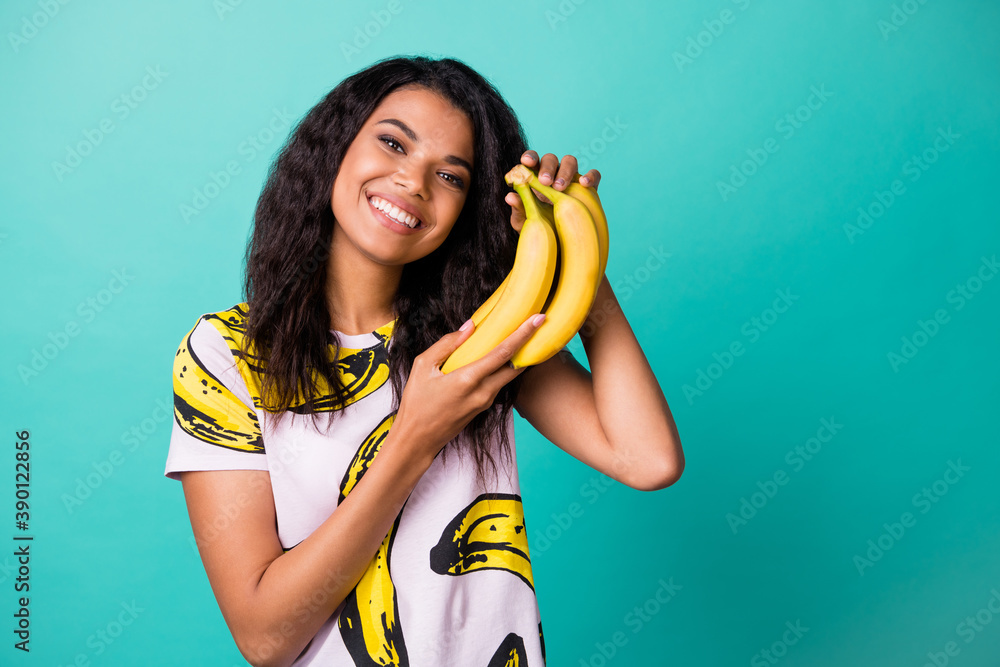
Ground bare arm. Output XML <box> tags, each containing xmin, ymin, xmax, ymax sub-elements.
<box><xmin>516</xmin><ymin>276</ymin><xmax>683</xmax><ymax>491</ymax></box>
<box><xmin>180</xmin><ymin>423</ymin><xmax>434</xmax><ymax>667</ymax></box>
<box><xmin>510</xmin><ymin>151</ymin><xmax>683</xmax><ymax>491</ymax></box>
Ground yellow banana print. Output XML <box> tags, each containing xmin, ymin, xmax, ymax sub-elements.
<box><xmin>337</xmin><ymin>414</ymin><xmax>409</xmax><ymax>666</ymax></box>
<box><xmin>190</xmin><ymin>303</ymin><xmax>393</xmax><ymax>414</ymax></box>
<box><xmin>339</xmin><ymin>413</ymin><xmax>394</xmax><ymax>502</ymax></box>
<box><xmin>430</xmin><ymin>493</ymin><xmax>534</xmax><ymax>590</ymax></box>
<box><xmin>172</xmin><ymin>319</ymin><xmax>264</xmax><ymax>453</ymax></box>
<box><xmin>294</xmin><ymin>326</ymin><xmax>393</xmax><ymax>413</ymax></box>
<box><xmin>338</xmin><ymin>515</ymin><xmax>408</xmax><ymax>666</ymax></box>
<box><xmin>487</xmin><ymin>633</ymin><xmax>528</xmax><ymax>667</ymax></box>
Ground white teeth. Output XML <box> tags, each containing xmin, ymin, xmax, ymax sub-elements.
<box><xmin>370</xmin><ymin>196</ymin><xmax>419</xmax><ymax>228</ymax></box>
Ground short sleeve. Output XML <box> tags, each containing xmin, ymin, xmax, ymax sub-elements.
<box><xmin>164</xmin><ymin>315</ymin><xmax>269</xmax><ymax>481</ymax></box>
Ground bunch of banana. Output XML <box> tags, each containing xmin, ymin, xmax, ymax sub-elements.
<box><xmin>441</xmin><ymin>164</ymin><xmax>608</xmax><ymax>373</ymax></box>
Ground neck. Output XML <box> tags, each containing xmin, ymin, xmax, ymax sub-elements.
<box><xmin>325</xmin><ymin>233</ymin><xmax>401</xmax><ymax>336</ymax></box>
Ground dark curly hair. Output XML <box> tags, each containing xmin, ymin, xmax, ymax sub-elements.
<box><xmin>238</xmin><ymin>55</ymin><xmax>529</xmax><ymax>492</ymax></box>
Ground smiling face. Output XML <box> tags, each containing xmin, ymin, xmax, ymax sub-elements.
<box><xmin>330</xmin><ymin>85</ymin><xmax>475</xmax><ymax>268</ymax></box>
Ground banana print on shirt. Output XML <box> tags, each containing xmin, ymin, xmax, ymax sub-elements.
<box><xmin>337</xmin><ymin>413</ymin><xmax>409</xmax><ymax>666</ymax></box>
<box><xmin>430</xmin><ymin>493</ymin><xmax>534</xmax><ymax>591</ymax></box>
<box><xmin>173</xmin><ymin>303</ymin><xmax>394</xmax><ymax>453</ymax></box>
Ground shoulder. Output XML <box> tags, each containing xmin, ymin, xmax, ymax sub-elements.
<box><xmin>173</xmin><ymin>302</ymin><xmax>262</xmax><ymax>404</ymax></box>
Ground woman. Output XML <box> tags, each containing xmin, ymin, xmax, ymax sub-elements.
<box><xmin>164</xmin><ymin>55</ymin><xmax>682</xmax><ymax>667</ymax></box>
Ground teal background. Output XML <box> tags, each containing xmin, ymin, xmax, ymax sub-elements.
<box><xmin>1</xmin><ymin>0</ymin><xmax>997</xmax><ymax>664</ymax></box>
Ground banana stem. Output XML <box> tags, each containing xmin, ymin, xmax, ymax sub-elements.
<box><xmin>512</xmin><ymin>182</ymin><xmax>544</xmax><ymax>220</ymax></box>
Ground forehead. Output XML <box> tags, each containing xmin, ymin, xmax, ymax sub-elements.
<box><xmin>368</xmin><ymin>86</ymin><xmax>474</xmax><ymax>154</ymax></box>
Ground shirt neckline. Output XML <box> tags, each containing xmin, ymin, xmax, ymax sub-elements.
<box><xmin>330</xmin><ymin>319</ymin><xmax>395</xmax><ymax>348</ymax></box>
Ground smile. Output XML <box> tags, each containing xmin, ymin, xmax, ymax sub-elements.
<box><xmin>368</xmin><ymin>195</ymin><xmax>423</xmax><ymax>229</ymax></box>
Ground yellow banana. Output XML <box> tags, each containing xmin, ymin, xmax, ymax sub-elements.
<box><xmin>429</xmin><ymin>493</ymin><xmax>534</xmax><ymax>590</ymax></box>
<box><xmin>506</xmin><ymin>164</ymin><xmax>601</xmax><ymax>369</ymax></box>
<box><xmin>472</xmin><ymin>191</ymin><xmax>560</xmax><ymax>327</ymax></box>
<box><xmin>471</xmin><ymin>273</ymin><xmax>509</xmax><ymax>327</ymax></box>
<box><xmin>540</xmin><ymin>172</ymin><xmax>609</xmax><ymax>278</ymax></box>
<box><xmin>440</xmin><ymin>182</ymin><xmax>557</xmax><ymax>373</ymax></box>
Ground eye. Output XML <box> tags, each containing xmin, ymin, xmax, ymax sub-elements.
<box><xmin>378</xmin><ymin>135</ymin><xmax>404</xmax><ymax>152</ymax></box>
<box><xmin>439</xmin><ymin>172</ymin><xmax>465</xmax><ymax>188</ymax></box>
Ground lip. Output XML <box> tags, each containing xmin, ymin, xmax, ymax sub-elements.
<box><xmin>367</xmin><ymin>194</ymin><xmax>425</xmax><ymax>235</ymax></box>
<box><xmin>366</xmin><ymin>191</ymin><xmax>425</xmax><ymax>228</ymax></box>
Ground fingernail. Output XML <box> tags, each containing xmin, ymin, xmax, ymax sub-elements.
<box><xmin>554</xmin><ymin>178</ymin><xmax>565</xmax><ymax>187</ymax></box>
<box><xmin>460</xmin><ymin>319</ymin><xmax>473</xmax><ymax>331</ymax></box>
<box><xmin>580</xmin><ymin>176</ymin><xmax>589</xmax><ymax>185</ymax></box>
<box><xmin>531</xmin><ymin>313</ymin><xmax>546</xmax><ymax>326</ymax></box>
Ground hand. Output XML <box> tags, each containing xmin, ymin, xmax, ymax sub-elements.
<box><xmin>391</xmin><ymin>313</ymin><xmax>547</xmax><ymax>463</ymax></box>
<box><xmin>505</xmin><ymin>150</ymin><xmax>602</xmax><ymax>232</ymax></box>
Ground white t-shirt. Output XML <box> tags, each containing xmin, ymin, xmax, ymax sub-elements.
<box><xmin>164</xmin><ymin>303</ymin><xmax>547</xmax><ymax>666</ymax></box>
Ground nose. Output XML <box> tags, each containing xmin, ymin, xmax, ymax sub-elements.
<box><xmin>392</xmin><ymin>162</ymin><xmax>429</xmax><ymax>200</ymax></box>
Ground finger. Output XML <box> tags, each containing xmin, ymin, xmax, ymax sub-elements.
<box><xmin>429</xmin><ymin>319</ymin><xmax>477</xmax><ymax>369</ymax></box>
<box><xmin>552</xmin><ymin>155</ymin><xmax>579</xmax><ymax>191</ymax></box>
<box><xmin>530</xmin><ymin>186</ymin><xmax>552</xmax><ymax>206</ymax></box>
<box><xmin>470</xmin><ymin>312</ymin><xmax>546</xmax><ymax>377</ymax></box>
<box><xmin>579</xmin><ymin>169</ymin><xmax>601</xmax><ymax>189</ymax></box>
<box><xmin>537</xmin><ymin>153</ymin><xmax>560</xmax><ymax>185</ymax></box>
<box><xmin>521</xmin><ymin>150</ymin><xmax>539</xmax><ymax>167</ymax></box>
<box><xmin>506</xmin><ymin>191</ymin><xmax>525</xmax><ymax>231</ymax></box>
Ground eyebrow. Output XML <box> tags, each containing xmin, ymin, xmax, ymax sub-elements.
<box><xmin>375</xmin><ymin>118</ymin><xmax>473</xmax><ymax>174</ymax></box>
